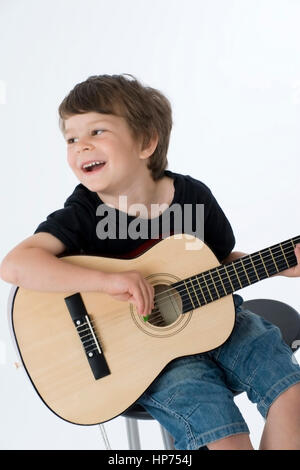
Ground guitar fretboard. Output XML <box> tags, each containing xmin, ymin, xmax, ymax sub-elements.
<box><xmin>172</xmin><ymin>236</ymin><xmax>300</xmax><ymax>313</ymax></box>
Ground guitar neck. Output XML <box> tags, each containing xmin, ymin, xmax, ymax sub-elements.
<box><xmin>173</xmin><ymin>235</ymin><xmax>300</xmax><ymax>312</ymax></box>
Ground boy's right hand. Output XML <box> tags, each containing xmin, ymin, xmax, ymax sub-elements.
<box><xmin>102</xmin><ymin>271</ymin><xmax>155</xmax><ymax>317</ymax></box>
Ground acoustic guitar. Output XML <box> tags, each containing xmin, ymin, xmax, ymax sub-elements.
<box><xmin>9</xmin><ymin>233</ymin><xmax>299</xmax><ymax>425</ymax></box>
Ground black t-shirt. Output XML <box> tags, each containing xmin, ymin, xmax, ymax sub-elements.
<box><xmin>34</xmin><ymin>169</ymin><xmax>235</xmax><ymax>263</ymax></box>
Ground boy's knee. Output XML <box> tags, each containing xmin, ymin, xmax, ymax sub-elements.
<box><xmin>206</xmin><ymin>433</ymin><xmax>254</xmax><ymax>450</ymax></box>
<box><xmin>269</xmin><ymin>382</ymin><xmax>300</xmax><ymax>414</ymax></box>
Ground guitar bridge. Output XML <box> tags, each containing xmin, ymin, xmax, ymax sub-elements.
<box><xmin>64</xmin><ymin>293</ymin><xmax>111</xmax><ymax>380</ymax></box>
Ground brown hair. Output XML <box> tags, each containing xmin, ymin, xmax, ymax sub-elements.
<box><xmin>58</xmin><ymin>74</ymin><xmax>173</xmax><ymax>181</ymax></box>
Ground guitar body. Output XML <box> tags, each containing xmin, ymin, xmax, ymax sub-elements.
<box><xmin>11</xmin><ymin>234</ymin><xmax>235</xmax><ymax>425</ymax></box>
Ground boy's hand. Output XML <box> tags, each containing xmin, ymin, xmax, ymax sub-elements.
<box><xmin>280</xmin><ymin>244</ymin><xmax>300</xmax><ymax>278</ymax></box>
<box><xmin>102</xmin><ymin>271</ymin><xmax>155</xmax><ymax>317</ymax></box>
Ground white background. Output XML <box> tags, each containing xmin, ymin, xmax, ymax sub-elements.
<box><xmin>0</xmin><ymin>0</ymin><xmax>300</xmax><ymax>450</ymax></box>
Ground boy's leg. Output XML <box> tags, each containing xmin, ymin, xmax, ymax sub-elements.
<box><xmin>136</xmin><ymin>354</ymin><xmax>250</xmax><ymax>450</ymax></box>
<box><xmin>259</xmin><ymin>382</ymin><xmax>300</xmax><ymax>450</ymax></box>
<box><xmin>202</xmin><ymin>381</ymin><xmax>300</xmax><ymax>450</ymax></box>
<box><xmin>207</xmin><ymin>301</ymin><xmax>300</xmax><ymax>450</ymax></box>
<box><xmin>206</xmin><ymin>433</ymin><xmax>254</xmax><ymax>450</ymax></box>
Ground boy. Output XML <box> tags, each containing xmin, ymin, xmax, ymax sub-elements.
<box><xmin>1</xmin><ymin>74</ymin><xmax>300</xmax><ymax>450</ymax></box>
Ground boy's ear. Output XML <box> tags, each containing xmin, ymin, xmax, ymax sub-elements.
<box><xmin>140</xmin><ymin>131</ymin><xmax>159</xmax><ymax>160</ymax></box>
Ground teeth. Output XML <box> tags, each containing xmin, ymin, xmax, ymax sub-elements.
<box><xmin>83</xmin><ymin>161</ymin><xmax>105</xmax><ymax>169</ymax></box>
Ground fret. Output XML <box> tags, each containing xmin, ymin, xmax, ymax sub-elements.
<box><xmin>285</xmin><ymin>237</ymin><xmax>300</xmax><ymax>267</ymax></box>
<box><xmin>256</xmin><ymin>256</ymin><xmax>272</xmax><ymax>279</ymax></box>
<box><xmin>257</xmin><ymin>251</ymin><xmax>270</xmax><ymax>277</ymax></box>
<box><xmin>220</xmin><ymin>264</ymin><xmax>235</xmax><ymax>292</ymax></box>
<box><xmin>273</xmin><ymin>244</ymin><xmax>292</xmax><ymax>272</ymax></box>
<box><xmin>233</xmin><ymin>262</ymin><xmax>246</xmax><ymax>288</ymax></box>
<box><xmin>189</xmin><ymin>277</ymin><xmax>201</xmax><ymax>306</ymax></box>
<box><xmin>197</xmin><ymin>273</ymin><xmax>212</xmax><ymax>304</ymax></box>
<box><xmin>268</xmin><ymin>238</ymin><xmax>298</xmax><ymax>273</ymax></box>
<box><xmin>279</xmin><ymin>243</ymin><xmax>290</xmax><ymax>269</ymax></box>
<box><xmin>175</xmin><ymin>236</ymin><xmax>300</xmax><ymax>315</ymax></box>
<box><xmin>248</xmin><ymin>254</ymin><xmax>260</xmax><ymax>281</ymax></box>
<box><xmin>247</xmin><ymin>251</ymin><xmax>274</xmax><ymax>281</ymax></box>
<box><xmin>268</xmin><ymin>247</ymin><xmax>279</xmax><ymax>273</ymax></box>
<box><xmin>195</xmin><ymin>275</ymin><xmax>208</xmax><ymax>304</ymax></box>
<box><xmin>283</xmin><ymin>239</ymin><xmax>298</xmax><ymax>267</ymax></box>
<box><xmin>212</xmin><ymin>267</ymin><xmax>227</xmax><ymax>297</ymax></box>
<box><xmin>261</xmin><ymin>241</ymin><xmax>292</xmax><ymax>275</ymax></box>
<box><xmin>222</xmin><ymin>263</ymin><xmax>242</xmax><ymax>291</ymax></box>
<box><xmin>210</xmin><ymin>265</ymin><xmax>234</xmax><ymax>296</ymax></box>
<box><xmin>233</xmin><ymin>261</ymin><xmax>252</xmax><ymax>288</ymax></box>
<box><xmin>238</xmin><ymin>258</ymin><xmax>251</xmax><ymax>285</ymax></box>
<box><xmin>208</xmin><ymin>270</ymin><xmax>220</xmax><ymax>298</ymax></box>
<box><xmin>242</xmin><ymin>255</ymin><xmax>260</xmax><ymax>284</ymax></box>
<box><xmin>268</xmin><ymin>241</ymin><xmax>292</xmax><ymax>274</ymax></box>
<box><xmin>230</xmin><ymin>262</ymin><xmax>244</xmax><ymax>289</ymax></box>
<box><xmin>199</xmin><ymin>272</ymin><xmax>214</xmax><ymax>302</ymax></box>
<box><xmin>184</xmin><ymin>279</ymin><xmax>195</xmax><ymax>309</ymax></box>
<box><xmin>203</xmin><ymin>271</ymin><xmax>219</xmax><ymax>301</ymax></box>
<box><xmin>248</xmin><ymin>258</ymin><xmax>258</xmax><ymax>282</ymax></box>
<box><xmin>234</xmin><ymin>255</ymin><xmax>255</xmax><ymax>287</ymax></box>
<box><xmin>262</xmin><ymin>247</ymin><xmax>278</xmax><ymax>274</ymax></box>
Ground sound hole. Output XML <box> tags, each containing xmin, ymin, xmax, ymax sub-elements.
<box><xmin>148</xmin><ymin>284</ymin><xmax>182</xmax><ymax>327</ymax></box>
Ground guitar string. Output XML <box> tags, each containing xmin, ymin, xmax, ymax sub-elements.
<box><xmin>91</xmin><ymin>238</ymin><xmax>299</xmax><ymax>319</ymax></box>
<box><xmin>76</xmin><ymin>242</ymin><xmax>298</xmax><ymax>335</ymax></box>
<box><xmin>77</xmin><ymin>243</ymin><xmax>297</xmax><ymax>337</ymax></box>
<box><xmin>75</xmin><ymin>242</ymin><xmax>298</xmax><ymax>337</ymax></box>
<box><xmin>88</xmin><ymin>239</ymin><xmax>298</xmax><ymax>321</ymax></box>
<box><xmin>31</xmin><ymin>242</ymin><xmax>294</xmax><ymax>378</ymax></box>
<box><xmin>150</xmin><ymin>241</ymin><xmax>298</xmax><ymax>303</ymax></box>
<box><xmin>79</xmin><ymin>243</ymin><xmax>293</xmax><ymax>344</ymax></box>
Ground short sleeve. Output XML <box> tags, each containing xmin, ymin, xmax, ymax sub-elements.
<box><xmin>34</xmin><ymin>186</ymin><xmax>96</xmax><ymax>254</ymax></box>
<box><xmin>203</xmin><ymin>188</ymin><xmax>235</xmax><ymax>263</ymax></box>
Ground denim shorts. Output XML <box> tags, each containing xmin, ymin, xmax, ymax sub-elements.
<box><xmin>136</xmin><ymin>294</ymin><xmax>300</xmax><ymax>449</ymax></box>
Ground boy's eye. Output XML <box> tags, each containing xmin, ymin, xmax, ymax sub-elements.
<box><xmin>92</xmin><ymin>129</ymin><xmax>104</xmax><ymax>136</ymax></box>
<box><xmin>67</xmin><ymin>129</ymin><xmax>104</xmax><ymax>144</ymax></box>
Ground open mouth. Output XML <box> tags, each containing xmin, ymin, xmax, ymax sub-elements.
<box><xmin>81</xmin><ymin>161</ymin><xmax>106</xmax><ymax>173</ymax></box>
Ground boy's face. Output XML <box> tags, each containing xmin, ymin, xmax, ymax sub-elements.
<box><xmin>64</xmin><ymin>112</ymin><xmax>155</xmax><ymax>195</ymax></box>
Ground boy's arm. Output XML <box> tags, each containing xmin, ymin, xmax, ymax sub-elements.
<box><xmin>0</xmin><ymin>232</ymin><xmax>155</xmax><ymax>316</ymax></box>
<box><xmin>221</xmin><ymin>251</ymin><xmax>248</xmax><ymax>264</ymax></box>
<box><xmin>221</xmin><ymin>248</ymin><xmax>300</xmax><ymax>278</ymax></box>
<box><xmin>0</xmin><ymin>232</ymin><xmax>106</xmax><ymax>292</ymax></box>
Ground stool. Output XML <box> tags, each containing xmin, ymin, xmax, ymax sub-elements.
<box><xmin>122</xmin><ymin>403</ymin><xmax>175</xmax><ymax>450</ymax></box>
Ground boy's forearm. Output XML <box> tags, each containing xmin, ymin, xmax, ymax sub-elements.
<box><xmin>1</xmin><ymin>248</ymin><xmax>107</xmax><ymax>292</ymax></box>
<box><xmin>221</xmin><ymin>251</ymin><xmax>248</xmax><ymax>264</ymax></box>
<box><xmin>221</xmin><ymin>250</ymin><xmax>282</xmax><ymax>276</ymax></box>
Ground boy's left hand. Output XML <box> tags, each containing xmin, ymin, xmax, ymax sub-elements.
<box><xmin>280</xmin><ymin>244</ymin><xmax>300</xmax><ymax>277</ymax></box>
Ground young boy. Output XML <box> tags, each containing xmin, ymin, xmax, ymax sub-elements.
<box><xmin>1</xmin><ymin>74</ymin><xmax>300</xmax><ymax>450</ymax></box>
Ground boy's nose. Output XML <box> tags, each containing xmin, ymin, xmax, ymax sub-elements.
<box><xmin>76</xmin><ymin>141</ymin><xmax>94</xmax><ymax>152</ymax></box>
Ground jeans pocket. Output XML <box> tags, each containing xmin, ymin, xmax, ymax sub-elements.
<box><xmin>233</xmin><ymin>294</ymin><xmax>244</xmax><ymax>312</ymax></box>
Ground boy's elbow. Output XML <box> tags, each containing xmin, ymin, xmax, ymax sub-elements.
<box><xmin>0</xmin><ymin>256</ymin><xmax>19</xmax><ymax>285</ymax></box>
